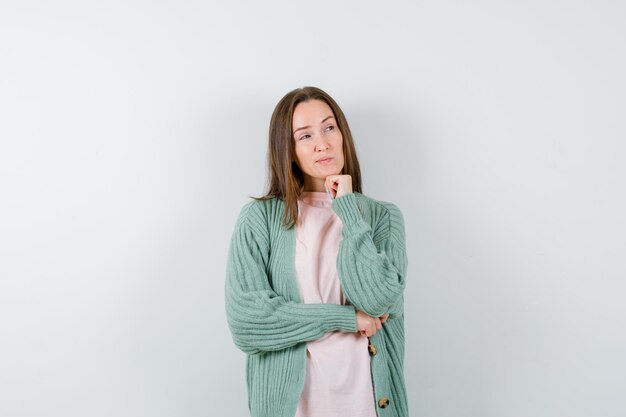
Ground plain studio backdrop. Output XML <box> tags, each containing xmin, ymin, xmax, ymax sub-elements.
<box><xmin>1</xmin><ymin>1</ymin><xmax>624</xmax><ymax>416</ymax></box>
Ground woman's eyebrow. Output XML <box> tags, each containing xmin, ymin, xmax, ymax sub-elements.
<box><xmin>293</xmin><ymin>115</ymin><xmax>335</xmax><ymax>135</ymax></box>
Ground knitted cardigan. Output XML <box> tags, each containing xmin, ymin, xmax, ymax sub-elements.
<box><xmin>225</xmin><ymin>192</ymin><xmax>409</xmax><ymax>417</ymax></box>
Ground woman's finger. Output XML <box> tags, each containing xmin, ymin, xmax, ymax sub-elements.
<box><xmin>325</xmin><ymin>176</ymin><xmax>338</xmax><ymax>198</ymax></box>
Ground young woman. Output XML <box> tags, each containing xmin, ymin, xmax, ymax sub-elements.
<box><xmin>225</xmin><ymin>86</ymin><xmax>409</xmax><ymax>417</ymax></box>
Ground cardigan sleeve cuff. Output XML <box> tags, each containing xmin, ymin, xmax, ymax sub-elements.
<box><xmin>330</xmin><ymin>193</ymin><xmax>367</xmax><ymax>230</ymax></box>
<box><xmin>325</xmin><ymin>304</ymin><xmax>358</xmax><ymax>333</ymax></box>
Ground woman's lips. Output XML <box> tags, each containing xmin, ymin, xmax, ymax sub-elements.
<box><xmin>316</xmin><ymin>157</ymin><xmax>332</xmax><ymax>165</ymax></box>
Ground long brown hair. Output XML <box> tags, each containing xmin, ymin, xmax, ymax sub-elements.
<box><xmin>250</xmin><ymin>86</ymin><xmax>363</xmax><ymax>229</ymax></box>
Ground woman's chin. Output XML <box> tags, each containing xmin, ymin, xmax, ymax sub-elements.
<box><xmin>317</xmin><ymin>167</ymin><xmax>342</xmax><ymax>176</ymax></box>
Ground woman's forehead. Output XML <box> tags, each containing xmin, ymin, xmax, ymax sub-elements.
<box><xmin>292</xmin><ymin>100</ymin><xmax>334</xmax><ymax>126</ymax></box>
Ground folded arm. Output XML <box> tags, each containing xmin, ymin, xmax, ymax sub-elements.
<box><xmin>225</xmin><ymin>202</ymin><xmax>357</xmax><ymax>355</ymax></box>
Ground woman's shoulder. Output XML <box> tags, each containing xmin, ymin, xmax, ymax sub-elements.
<box><xmin>355</xmin><ymin>192</ymin><xmax>406</xmax><ymax>243</ymax></box>
<box><xmin>238</xmin><ymin>194</ymin><xmax>280</xmax><ymax>211</ymax></box>
<box><xmin>355</xmin><ymin>192</ymin><xmax>404</xmax><ymax>219</ymax></box>
<box><xmin>234</xmin><ymin>196</ymin><xmax>284</xmax><ymax>232</ymax></box>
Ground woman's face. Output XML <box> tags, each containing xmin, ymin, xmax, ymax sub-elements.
<box><xmin>292</xmin><ymin>99</ymin><xmax>345</xmax><ymax>192</ymax></box>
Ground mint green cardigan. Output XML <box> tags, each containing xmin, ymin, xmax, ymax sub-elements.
<box><xmin>225</xmin><ymin>192</ymin><xmax>409</xmax><ymax>417</ymax></box>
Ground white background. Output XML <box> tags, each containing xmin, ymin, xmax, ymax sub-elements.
<box><xmin>1</xmin><ymin>1</ymin><xmax>624</xmax><ymax>416</ymax></box>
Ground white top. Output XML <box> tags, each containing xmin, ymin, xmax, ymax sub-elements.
<box><xmin>294</xmin><ymin>191</ymin><xmax>377</xmax><ymax>417</ymax></box>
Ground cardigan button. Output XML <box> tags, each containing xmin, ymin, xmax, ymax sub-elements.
<box><xmin>368</xmin><ymin>343</ymin><xmax>377</xmax><ymax>356</ymax></box>
<box><xmin>378</xmin><ymin>397</ymin><xmax>390</xmax><ymax>408</ymax></box>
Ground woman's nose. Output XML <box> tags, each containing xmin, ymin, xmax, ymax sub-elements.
<box><xmin>315</xmin><ymin>141</ymin><xmax>329</xmax><ymax>151</ymax></box>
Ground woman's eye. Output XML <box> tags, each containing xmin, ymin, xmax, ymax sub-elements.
<box><xmin>325</xmin><ymin>125</ymin><xmax>335</xmax><ymax>131</ymax></box>
<box><xmin>299</xmin><ymin>134</ymin><xmax>310</xmax><ymax>140</ymax></box>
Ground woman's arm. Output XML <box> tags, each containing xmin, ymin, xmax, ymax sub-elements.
<box><xmin>331</xmin><ymin>193</ymin><xmax>408</xmax><ymax>318</ymax></box>
<box><xmin>225</xmin><ymin>202</ymin><xmax>357</xmax><ymax>356</ymax></box>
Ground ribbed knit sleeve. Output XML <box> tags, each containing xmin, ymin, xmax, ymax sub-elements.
<box><xmin>331</xmin><ymin>193</ymin><xmax>408</xmax><ymax>318</ymax></box>
<box><xmin>225</xmin><ymin>201</ymin><xmax>358</xmax><ymax>356</ymax></box>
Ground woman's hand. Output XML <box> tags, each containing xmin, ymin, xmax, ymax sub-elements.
<box><xmin>325</xmin><ymin>175</ymin><xmax>352</xmax><ymax>199</ymax></box>
<box><xmin>356</xmin><ymin>309</ymin><xmax>390</xmax><ymax>337</ymax></box>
